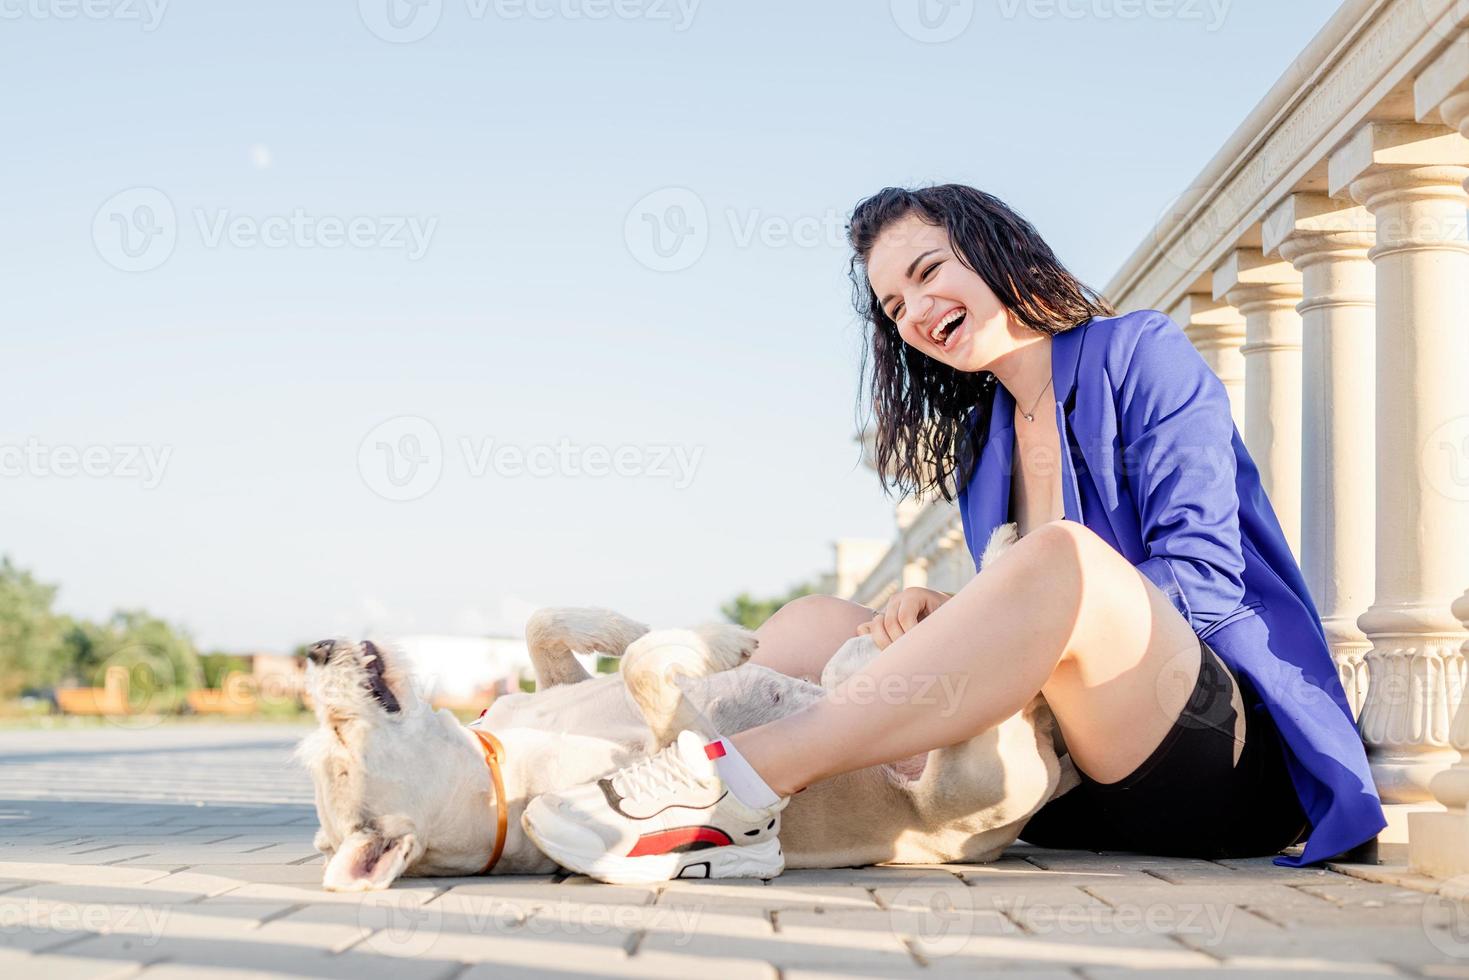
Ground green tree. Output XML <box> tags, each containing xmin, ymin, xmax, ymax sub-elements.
<box><xmin>721</xmin><ymin>580</ymin><xmax>817</xmax><ymax>631</ymax></box>
<box><xmin>0</xmin><ymin>558</ymin><xmax>63</xmax><ymax>697</ymax></box>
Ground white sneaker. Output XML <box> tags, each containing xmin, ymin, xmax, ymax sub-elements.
<box><xmin>522</xmin><ymin>730</ymin><xmax>788</xmax><ymax>884</ymax></box>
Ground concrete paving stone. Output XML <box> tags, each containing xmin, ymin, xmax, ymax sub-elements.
<box><xmin>1250</xmin><ymin>884</ymin><xmax>1440</xmax><ymax>928</ymax></box>
<box><xmin>960</xmin><ymin>885</ymin><xmax>1112</xmax><ymax>918</ymax></box>
<box><xmin>911</xmin><ymin>930</ymin><xmax>1217</xmax><ymax>973</ymax></box>
<box><xmin>249</xmin><ymin>915</ymin><xmax>370</xmax><ymax>953</ymax></box>
<box><xmin>1172</xmin><ymin>922</ymin><xmax>1462</xmax><ymax>968</ymax></box>
<box><xmin>775</xmin><ymin>867</ymin><xmax>962</xmax><ymax>887</ymax></box>
<box><xmin>137</xmin><ymin>864</ymin><xmax>325</xmax><ymax>885</ymax></box>
<box><xmin>132</xmin><ymin>870</ymin><xmax>255</xmax><ymax>898</ymax></box>
<box><xmin>1</xmin><ymin>883</ymin><xmax>224</xmax><ymax>906</ymax></box>
<box><xmin>1146</xmin><ymin>858</ymin><xmax>1339</xmax><ymax>885</ymax></box>
<box><xmin>456</xmin><ymin>944</ymin><xmax>777</xmax><ymax>979</ymax></box>
<box><xmin>441</xmin><ymin>875</ymin><xmax>655</xmax><ymax>907</ymax></box>
<box><xmin>1333</xmin><ymin>860</ymin><xmax>1450</xmax><ymax>895</ymax></box>
<box><xmin>1083</xmin><ymin>965</ymin><xmax>1400</xmax><ymax>978</ymax></box>
<box><xmin>518</xmin><ymin>899</ymin><xmax>741</xmax><ymax>950</ymax></box>
<box><xmin>868</xmin><ymin>879</ymin><xmax>971</xmax><ymax>909</ymax></box>
<box><xmin>0</xmin><ymin>848</ymin><xmax>162</xmax><ymax>865</ymax></box>
<box><xmin>1025</xmin><ymin>852</ymin><xmax>1229</xmax><ymax>875</ymax></box>
<box><xmin>1082</xmin><ymin>881</ymin><xmax>1336</xmax><ymax>910</ymax></box>
<box><xmin>0</xmin><ymin>947</ymin><xmax>144</xmax><ymax>979</ymax></box>
<box><xmin>659</xmin><ymin>880</ymin><xmax>877</xmax><ymax>913</ymax></box>
<box><xmin>1003</xmin><ymin>900</ymin><xmax>1268</xmax><ymax>950</ymax></box>
<box><xmin>0</xmin><ymin>863</ymin><xmax>171</xmax><ymax>886</ymax></box>
<box><xmin>635</xmin><ymin>906</ymin><xmax>772</xmax><ymax>952</ymax></box>
<box><xmin>648</xmin><ymin>927</ymin><xmax>921</xmax><ymax>972</ymax></box>
<box><xmin>955</xmin><ymin>861</ymin><xmax>1156</xmax><ymax>888</ymax></box>
<box><xmin>793</xmin><ymin>969</ymin><xmax>1081</xmax><ymax>975</ymax></box>
<box><xmin>107</xmin><ymin>849</ymin><xmax>311</xmax><ymax>865</ymax></box>
<box><xmin>135</xmin><ymin>968</ymin><xmax>320</xmax><ymax>980</ymax></box>
<box><xmin>221</xmin><ymin>880</ymin><xmax>443</xmax><ymax>907</ymax></box>
<box><xmin>56</xmin><ymin>933</ymin><xmax>464</xmax><ymax>980</ymax></box>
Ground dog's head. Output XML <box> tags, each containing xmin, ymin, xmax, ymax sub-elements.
<box><xmin>296</xmin><ymin>638</ymin><xmax>498</xmax><ymax>890</ymax></box>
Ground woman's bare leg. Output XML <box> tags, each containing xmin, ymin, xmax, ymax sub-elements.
<box><xmin>748</xmin><ymin>594</ymin><xmax>875</xmax><ymax>683</ymax></box>
<box><xmin>733</xmin><ymin>518</ymin><xmax>1203</xmax><ymax>795</ymax></box>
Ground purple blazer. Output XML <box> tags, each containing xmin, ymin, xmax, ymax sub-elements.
<box><xmin>956</xmin><ymin>308</ymin><xmax>1385</xmax><ymax>866</ymax></box>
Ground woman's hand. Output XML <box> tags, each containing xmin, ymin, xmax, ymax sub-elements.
<box><xmin>856</xmin><ymin>587</ymin><xmax>953</xmax><ymax>650</ymax></box>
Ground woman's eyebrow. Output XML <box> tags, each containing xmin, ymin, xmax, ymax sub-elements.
<box><xmin>879</xmin><ymin>248</ymin><xmax>942</xmax><ymax>310</ymax></box>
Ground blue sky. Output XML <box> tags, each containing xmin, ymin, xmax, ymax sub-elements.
<box><xmin>0</xmin><ymin>0</ymin><xmax>1342</xmax><ymax>652</ymax></box>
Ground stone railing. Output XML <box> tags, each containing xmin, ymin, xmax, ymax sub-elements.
<box><xmin>838</xmin><ymin>0</ymin><xmax>1469</xmax><ymax>876</ymax></box>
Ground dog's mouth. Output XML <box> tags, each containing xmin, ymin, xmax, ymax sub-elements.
<box><xmin>360</xmin><ymin>641</ymin><xmax>402</xmax><ymax>714</ymax></box>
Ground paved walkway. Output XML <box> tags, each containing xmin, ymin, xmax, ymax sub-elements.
<box><xmin>0</xmin><ymin>723</ymin><xmax>1465</xmax><ymax>978</ymax></box>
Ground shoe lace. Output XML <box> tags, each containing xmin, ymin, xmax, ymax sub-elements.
<box><xmin>611</xmin><ymin>743</ymin><xmax>706</xmax><ymax>804</ymax></box>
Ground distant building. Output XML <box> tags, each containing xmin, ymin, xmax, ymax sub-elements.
<box><xmin>384</xmin><ymin>634</ymin><xmax>532</xmax><ymax>708</ymax></box>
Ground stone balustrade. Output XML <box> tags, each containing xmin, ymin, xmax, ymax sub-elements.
<box><xmin>839</xmin><ymin>0</ymin><xmax>1469</xmax><ymax>875</ymax></box>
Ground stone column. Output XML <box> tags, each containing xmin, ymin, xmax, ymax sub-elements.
<box><xmin>1212</xmin><ymin>249</ymin><xmax>1305</xmax><ymax>558</ymax></box>
<box><xmin>1398</xmin><ymin>34</ymin><xmax>1469</xmax><ymax>873</ymax></box>
<box><xmin>1262</xmin><ymin>194</ymin><xmax>1377</xmax><ymax>718</ymax></box>
<box><xmin>1168</xmin><ymin>293</ymin><xmax>1247</xmax><ymax>431</ymax></box>
<box><xmin>1329</xmin><ymin>117</ymin><xmax>1469</xmax><ymax>812</ymax></box>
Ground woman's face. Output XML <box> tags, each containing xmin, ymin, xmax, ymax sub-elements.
<box><xmin>864</xmin><ymin>212</ymin><xmax>1009</xmax><ymax>374</ymax></box>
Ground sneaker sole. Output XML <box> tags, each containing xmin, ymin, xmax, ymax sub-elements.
<box><xmin>525</xmin><ymin>825</ymin><xmax>784</xmax><ymax>885</ymax></box>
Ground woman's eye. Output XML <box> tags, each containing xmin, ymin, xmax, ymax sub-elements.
<box><xmin>922</xmin><ymin>262</ymin><xmax>940</xmax><ymax>280</ymax></box>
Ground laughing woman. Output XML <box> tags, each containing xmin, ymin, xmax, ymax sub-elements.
<box><xmin>524</xmin><ymin>183</ymin><xmax>1386</xmax><ymax>879</ymax></box>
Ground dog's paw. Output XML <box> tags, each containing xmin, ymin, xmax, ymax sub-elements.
<box><xmin>694</xmin><ymin>623</ymin><xmax>759</xmax><ymax>672</ymax></box>
<box><xmin>979</xmin><ymin>522</ymin><xmax>1020</xmax><ymax>572</ymax></box>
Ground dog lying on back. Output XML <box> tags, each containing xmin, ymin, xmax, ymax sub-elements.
<box><xmin>297</xmin><ymin>523</ymin><xmax>1075</xmax><ymax>890</ymax></box>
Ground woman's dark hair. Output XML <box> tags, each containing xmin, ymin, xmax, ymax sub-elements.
<box><xmin>847</xmin><ymin>184</ymin><xmax>1114</xmax><ymax>503</ymax></box>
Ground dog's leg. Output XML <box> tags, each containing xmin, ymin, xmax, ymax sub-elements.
<box><xmin>525</xmin><ymin>607</ymin><xmax>651</xmax><ymax>690</ymax></box>
<box><xmin>622</xmin><ymin>624</ymin><xmax>758</xmax><ymax>748</ymax></box>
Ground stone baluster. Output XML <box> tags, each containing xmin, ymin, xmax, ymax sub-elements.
<box><xmin>1393</xmin><ymin>33</ymin><xmax>1469</xmax><ymax>873</ymax></box>
<box><xmin>1168</xmin><ymin>293</ymin><xmax>1247</xmax><ymax>431</ymax></box>
<box><xmin>1329</xmin><ymin>116</ymin><xmax>1469</xmax><ymax>816</ymax></box>
<box><xmin>1262</xmin><ymin>194</ymin><xmax>1377</xmax><ymax>717</ymax></box>
<box><xmin>1212</xmin><ymin>249</ymin><xmax>1306</xmax><ymax>559</ymax></box>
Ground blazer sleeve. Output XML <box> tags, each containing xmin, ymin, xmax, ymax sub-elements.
<box><xmin>1117</xmin><ymin>311</ymin><xmax>1246</xmax><ymax>633</ymax></box>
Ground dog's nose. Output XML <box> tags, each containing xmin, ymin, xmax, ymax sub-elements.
<box><xmin>306</xmin><ymin>640</ymin><xmax>337</xmax><ymax>665</ymax></box>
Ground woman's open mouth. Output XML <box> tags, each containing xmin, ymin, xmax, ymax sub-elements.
<box><xmin>929</xmin><ymin>307</ymin><xmax>968</xmax><ymax>351</ymax></box>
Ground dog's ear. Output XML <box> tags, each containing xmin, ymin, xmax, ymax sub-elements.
<box><xmin>321</xmin><ymin>826</ymin><xmax>420</xmax><ymax>891</ymax></box>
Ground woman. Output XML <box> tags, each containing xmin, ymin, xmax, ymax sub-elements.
<box><xmin>523</xmin><ymin>184</ymin><xmax>1386</xmax><ymax>882</ymax></box>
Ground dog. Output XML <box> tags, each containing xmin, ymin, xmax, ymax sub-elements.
<box><xmin>297</xmin><ymin>522</ymin><xmax>1077</xmax><ymax>890</ymax></box>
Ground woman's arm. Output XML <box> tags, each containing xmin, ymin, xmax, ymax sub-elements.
<box><xmin>1115</xmin><ymin>311</ymin><xmax>1247</xmax><ymax>634</ymax></box>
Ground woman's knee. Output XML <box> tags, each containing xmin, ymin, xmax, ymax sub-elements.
<box><xmin>750</xmin><ymin>594</ymin><xmax>873</xmax><ymax>680</ymax></box>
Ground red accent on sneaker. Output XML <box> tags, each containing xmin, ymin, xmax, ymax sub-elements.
<box><xmin>704</xmin><ymin>740</ymin><xmax>727</xmax><ymax>761</ymax></box>
<box><xmin>627</xmin><ymin>826</ymin><xmax>734</xmax><ymax>857</ymax></box>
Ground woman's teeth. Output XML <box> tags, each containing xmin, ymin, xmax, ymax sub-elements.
<box><xmin>931</xmin><ymin>308</ymin><xmax>967</xmax><ymax>347</ymax></box>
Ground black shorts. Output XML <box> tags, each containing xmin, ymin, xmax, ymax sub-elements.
<box><xmin>1019</xmin><ymin>636</ymin><xmax>1311</xmax><ymax>859</ymax></box>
